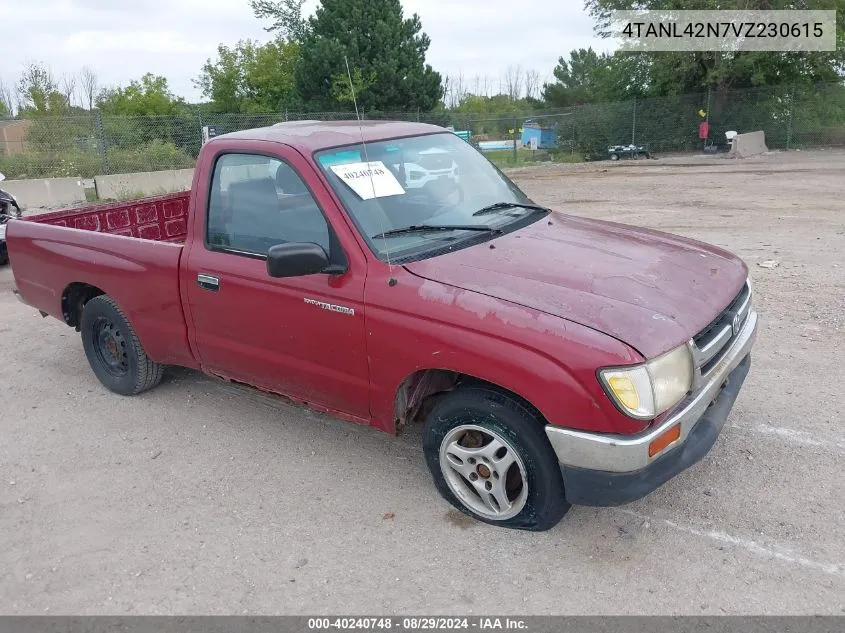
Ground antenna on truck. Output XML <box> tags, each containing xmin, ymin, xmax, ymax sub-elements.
<box><xmin>344</xmin><ymin>56</ymin><xmax>394</xmax><ymax>277</ymax></box>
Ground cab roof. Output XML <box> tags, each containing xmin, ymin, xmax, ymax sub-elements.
<box><xmin>211</xmin><ymin>120</ymin><xmax>448</xmax><ymax>154</ymax></box>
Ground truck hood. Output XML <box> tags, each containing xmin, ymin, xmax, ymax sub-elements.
<box><xmin>403</xmin><ymin>213</ymin><xmax>748</xmax><ymax>359</ymax></box>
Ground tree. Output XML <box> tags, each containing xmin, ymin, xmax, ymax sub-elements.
<box><xmin>95</xmin><ymin>74</ymin><xmax>197</xmax><ymax>158</ymax></box>
<box><xmin>17</xmin><ymin>62</ymin><xmax>69</xmax><ymax>115</ymax></box>
<box><xmin>290</xmin><ymin>0</ymin><xmax>442</xmax><ymax>112</ymax></box>
<box><xmin>504</xmin><ymin>66</ymin><xmax>524</xmax><ymax>101</ymax></box>
<box><xmin>60</xmin><ymin>74</ymin><xmax>77</xmax><ymax>109</ymax></box>
<box><xmin>250</xmin><ymin>0</ymin><xmax>307</xmax><ymax>41</ymax></box>
<box><xmin>196</xmin><ymin>38</ymin><xmax>301</xmax><ymax>113</ymax></box>
<box><xmin>443</xmin><ymin>72</ymin><xmax>467</xmax><ymax>108</ymax></box>
<box><xmin>584</xmin><ymin>0</ymin><xmax>845</xmax><ymax>95</ymax></box>
<box><xmin>524</xmin><ymin>70</ymin><xmax>541</xmax><ymax>101</ymax></box>
<box><xmin>79</xmin><ymin>66</ymin><xmax>98</xmax><ymax>111</ymax></box>
<box><xmin>96</xmin><ymin>73</ymin><xmax>185</xmax><ymax>116</ymax></box>
<box><xmin>543</xmin><ymin>48</ymin><xmax>611</xmax><ymax>107</ymax></box>
<box><xmin>0</xmin><ymin>78</ymin><xmax>14</xmax><ymax>117</ymax></box>
<box><xmin>446</xmin><ymin>93</ymin><xmax>541</xmax><ymax>136</ymax></box>
<box><xmin>330</xmin><ymin>66</ymin><xmax>376</xmax><ymax>108</ymax></box>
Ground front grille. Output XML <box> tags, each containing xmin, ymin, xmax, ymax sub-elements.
<box><xmin>690</xmin><ymin>281</ymin><xmax>751</xmax><ymax>377</ymax></box>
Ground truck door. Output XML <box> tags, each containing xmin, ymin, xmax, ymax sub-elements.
<box><xmin>182</xmin><ymin>144</ymin><xmax>370</xmax><ymax>419</ymax></box>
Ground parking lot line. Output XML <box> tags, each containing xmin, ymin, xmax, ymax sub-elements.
<box><xmin>616</xmin><ymin>508</ymin><xmax>845</xmax><ymax>579</ymax></box>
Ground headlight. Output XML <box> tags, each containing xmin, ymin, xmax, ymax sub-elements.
<box><xmin>599</xmin><ymin>345</ymin><xmax>694</xmax><ymax>419</ymax></box>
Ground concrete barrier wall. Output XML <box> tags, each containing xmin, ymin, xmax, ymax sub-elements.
<box><xmin>729</xmin><ymin>131</ymin><xmax>769</xmax><ymax>158</ymax></box>
<box><xmin>94</xmin><ymin>168</ymin><xmax>195</xmax><ymax>200</ymax></box>
<box><xmin>7</xmin><ymin>164</ymin><xmax>280</xmax><ymax>211</ymax></box>
<box><xmin>0</xmin><ymin>177</ymin><xmax>87</xmax><ymax>210</ymax></box>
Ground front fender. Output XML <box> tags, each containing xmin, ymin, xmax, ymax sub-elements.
<box><xmin>365</xmin><ymin>267</ymin><xmax>646</xmax><ymax>435</ymax></box>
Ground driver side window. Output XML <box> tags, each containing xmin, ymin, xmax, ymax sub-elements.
<box><xmin>207</xmin><ymin>153</ymin><xmax>330</xmax><ymax>256</ymax></box>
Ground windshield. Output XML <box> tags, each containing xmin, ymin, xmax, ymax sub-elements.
<box><xmin>315</xmin><ymin>132</ymin><xmax>546</xmax><ymax>261</ymax></box>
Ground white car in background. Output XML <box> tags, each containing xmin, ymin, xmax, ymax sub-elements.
<box><xmin>400</xmin><ymin>148</ymin><xmax>459</xmax><ymax>189</ymax></box>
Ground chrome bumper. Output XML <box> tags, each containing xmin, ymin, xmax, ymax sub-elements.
<box><xmin>545</xmin><ymin>310</ymin><xmax>758</xmax><ymax>473</ymax></box>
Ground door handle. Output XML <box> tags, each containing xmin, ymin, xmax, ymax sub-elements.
<box><xmin>197</xmin><ymin>274</ymin><xmax>220</xmax><ymax>291</ymax></box>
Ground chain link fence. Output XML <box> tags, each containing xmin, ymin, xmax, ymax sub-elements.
<box><xmin>1</xmin><ymin>82</ymin><xmax>843</xmax><ymax>179</ymax></box>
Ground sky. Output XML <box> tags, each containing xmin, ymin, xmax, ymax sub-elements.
<box><xmin>0</xmin><ymin>0</ymin><xmax>612</xmax><ymax>108</ymax></box>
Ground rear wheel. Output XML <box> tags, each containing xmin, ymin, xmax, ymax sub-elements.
<box><xmin>609</xmin><ymin>153</ymin><xmax>620</xmax><ymax>161</ymax></box>
<box><xmin>80</xmin><ymin>295</ymin><xmax>164</xmax><ymax>395</ymax></box>
<box><xmin>422</xmin><ymin>386</ymin><xmax>570</xmax><ymax>531</ymax></box>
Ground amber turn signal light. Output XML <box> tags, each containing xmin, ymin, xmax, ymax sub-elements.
<box><xmin>648</xmin><ymin>423</ymin><xmax>681</xmax><ymax>458</ymax></box>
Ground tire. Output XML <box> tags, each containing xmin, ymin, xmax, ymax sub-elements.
<box><xmin>609</xmin><ymin>153</ymin><xmax>619</xmax><ymax>161</ymax></box>
<box><xmin>80</xmin><ymin>295</ymin><xmax>164</xmax><ymax>396</ymax></box>
<box><xmin>422</xmin><ymin>386</ymin><xmax>570</xmax><ymax>531</ymax></box>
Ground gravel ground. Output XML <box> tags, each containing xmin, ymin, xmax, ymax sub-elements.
<box><xmin>1</xmin><ymin>149</ymin><xmax>843</xmax><ymax>615</ymax></box>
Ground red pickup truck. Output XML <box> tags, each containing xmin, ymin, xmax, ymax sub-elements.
<box><xmin>7</xmin><ymin>121</ymin><xmax>757</xmax><ymax>530</ymax></box>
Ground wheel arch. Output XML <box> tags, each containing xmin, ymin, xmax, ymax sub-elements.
<box><xmin>61</xmin><ymin>282</ymin><xmax>106</xmax><ymax>329</ymax></box>
<box><xmin>392</xmin><ymin>368</ymin><xmax>547</xmax><ymax>434</ymax></box>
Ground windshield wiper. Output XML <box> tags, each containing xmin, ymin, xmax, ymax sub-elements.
<box><xmin>472</xmin><ymin>201</ymin><xmax>550</xmax><ymax>216</ymax></box>
<box><xmin>371</xmin><ymin>224</ymin><xmax>502</xmax><ymax>240</ymax></box>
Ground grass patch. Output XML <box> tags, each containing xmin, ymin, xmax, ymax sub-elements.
<box><xmin>484</xmin><ymin>148</ymin><xmax>584</xmax><ymax>169</ymax></box>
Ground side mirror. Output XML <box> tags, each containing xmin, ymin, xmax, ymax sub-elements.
<box><xmin>266</xmin><ymin>242</ymin><xmax>331</xmax><ymax>278</ymax></box>
<box><xmin>0</xmin><ymin>172</ymin><xmax>5</xmax><ymax>182</ymax></box>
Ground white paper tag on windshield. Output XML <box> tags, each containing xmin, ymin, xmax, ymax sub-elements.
<box><xmin>329</xmin><ymin>161</ymin><xmax>405</xmax><ymax>200</ymax></box>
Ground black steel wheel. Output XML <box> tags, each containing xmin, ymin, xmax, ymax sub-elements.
<box><xmin>80</xmin><ymin>295</ymin><xmax>164</xmax><ymax>395</ymax></box>
<box><xmin>91</xmin><ymin>317</ymin><xmax>130</xmax><ymax>378</ymax></box>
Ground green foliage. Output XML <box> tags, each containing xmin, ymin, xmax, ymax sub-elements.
<box><xmin>584</xmin><ymin>0</ymin><xmax>845</xmax><ymax>94</ymax></box>
<box><xmin>483</xmin><ymin>148</ymin><xmax>585</xmax><ymax>169</ymax></box>
<box><xmin>790</xmin><ymin>83</ymin><xmax>845</xmax><ymax>146</ymax></box>
<box><xmin>250</xmin><ymin>0</ymin><xmax>307</xmax><ymax>41</ymax></box>
<box><xmin>444</xmin><ymin>94</ymin><xmax>542</xmax><ymax>136</ymax></box>
<box><xmin>92</xmin><ymin>74</ymin><xmax>200</xmax><ymax>160</ymax></box>
<box><xmin>97</xmin><ymin>74</ymin><xmax>185</xmax><ymax>116</ymax></box>
<box><xmin>17</xmin><ymin>62</ymin><xmax>72</xmax><ymax>117</ymax></box>
<box><xmin>196</xmin><ymin>38</ymin><xmax>302</xmax><ymax>113</ymax></box>
<box><xmin>0</xmin><ymin>148</ymin><xmax>101</xmax><ymax>179</ymax></box>
<box><xmin>539</xmin><ymin>1</ymin><xmax>845</xmax><ymax>155</ymax></box>
<box><xmin>106</xmin><ymin>140</ymin><xmax>195</xmax><ymax>174</ymax></box>
<box><xmin>0</xmin><ymin>140</ymin><xmax>194</xmax><ymax>179</ymax></box>
<box><xmin>543</xmin><ymin>49</ymin><xmax>646</xmax><ymax>107</ymax></box>
<box><xmin>108</xmin><ymin>187</ymin><xmax>173</xmax><ymax>202</ymax></box>
<box><xmin>294</xmin><ymin>0</ymin><xmax>443</xmax><ymax>111</ymax></box>
<box><xmin>23</xmin><ymin>116</ymin><xmax>98</xmax><ymax>152</ymax></box>
<box><xmin>330</xmin><ymin>67</ymin><xmax>376</xmax><ymax>107</ymax></box>
<box><xmin>545</xmin><ymin>49</ymin><xmax>607</xmax><ymax>107</ymax></box>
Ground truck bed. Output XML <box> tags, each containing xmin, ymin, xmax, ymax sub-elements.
<box><xmin>7</xmin><ymin>190</ymin><xmax>196</xmax><ymax>369</ymax></box>
<box><xmin>24</xmin><ymin>191</ymin><xmax>190</xmax><ymax>243</ymax></box>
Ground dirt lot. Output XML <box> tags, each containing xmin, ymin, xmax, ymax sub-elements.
<box><xmin>1</xmin><ymin>149</ymin><xmax>843</xmax><ymax>615</ymax></box>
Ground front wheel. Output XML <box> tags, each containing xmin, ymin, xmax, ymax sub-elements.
<box><xmin>80</xmin><ymin>295</ymin><xmax>164</xmax><ymax>395</ymax></box>
<box><xmin>422</xmin><ymin>386</ymin><xmax>570</xmax><ymax>531</ymax></box>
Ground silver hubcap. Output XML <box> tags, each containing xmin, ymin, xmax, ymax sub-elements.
<box><xmin>439</xmin><ymin>424</ymin><xmax>528</xmax><ymax>521</ymax></box>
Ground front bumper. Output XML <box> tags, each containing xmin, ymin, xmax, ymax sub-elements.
<box><xmin>546</xmin><ymin>309</ymin><xmax>758</xmax><ymax>506</ymax></box>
